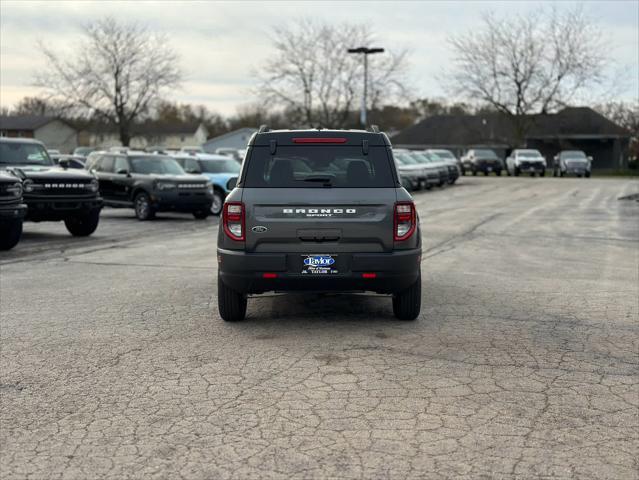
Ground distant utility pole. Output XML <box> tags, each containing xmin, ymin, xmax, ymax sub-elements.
<box><xmin>347</xmin><ymin>47</ymin><xmax>384</xmax><ymax>128</ymax></box>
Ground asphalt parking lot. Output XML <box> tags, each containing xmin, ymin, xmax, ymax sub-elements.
<box><xmin>1</xmin><ymin>177</ymin><xmax>638</xmax><ymax>479</ymax></box>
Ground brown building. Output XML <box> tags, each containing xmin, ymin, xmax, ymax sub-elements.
<box><xmin>392</xmin><ymin>107</ymin><xmax>631</xmax><ymax>170</ymax></box>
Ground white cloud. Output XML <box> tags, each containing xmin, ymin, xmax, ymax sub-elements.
<box><xmin>1</xmin><ymin>0</ymin><xmax>636</xmax><ymax>116</ymax></box>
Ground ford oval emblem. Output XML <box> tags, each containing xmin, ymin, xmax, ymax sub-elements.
<box><xmin>252</xmin><ymin>225</ymin><xmax>268</xmax><ymax>233</ymax></box>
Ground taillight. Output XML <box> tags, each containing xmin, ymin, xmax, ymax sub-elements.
<box><xmin>223</xmin><ymin>202</ymin><xmax>245</xmax><ymax>241</ymax></box>
<box><xmin>394</xmin><ymin>201</ymin><xmax>416</xmax><ymax>241</ymax></box>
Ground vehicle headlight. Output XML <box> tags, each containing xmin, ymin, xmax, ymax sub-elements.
<box><xmin>5</xmin><ymin>182</ymin><xmax>23</xmax><ymax>197</ymax></box>
<box><xmin>206</xmin><ymin>182</ymin><xmax>214</xmax><ymax>194</ymax></box>
<box><xmin>22</xmin><ymin>179</ymin><xmax>34</xmax><ymax>193</ymax></box>
<box><xmin>87</xmin><ymin>179</ymin><xmax>99</xmax><ymax>192</ymax></box>
<box><xmin>155</xmin><ymin>181</ymin><xmax>176</xmax><ymax>191</ymax></box>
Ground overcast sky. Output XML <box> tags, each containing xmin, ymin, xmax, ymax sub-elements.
<box><xmin>1</xmin><ymin>0</ymin><xmax>637</xmax><ymax>116</ymax></box>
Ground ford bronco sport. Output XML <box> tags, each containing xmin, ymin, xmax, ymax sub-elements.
<box><xmin>217</xmin><ymin>128</ymin><xmax>422</xmax><ymax>322</ymax></box>
<box><xmin>88</xmin><ymin>152</ymin><xmax>213</xmax><ymax>220</ymax></box>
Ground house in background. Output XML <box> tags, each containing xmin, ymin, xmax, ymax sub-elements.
<box><xmin>392</xmin><ymin>107</ymin><xmax>631</xmax><ymax>170</ymax></box>
<box><xmin>202</xmin><ymin>127</ymin><xmax>257</xmax><ymax>153</ymax></box>
<box><xmin>0</xmin><ymin>115</ymin><xmax>78</xmax><ymax>153</ymax></box>
<box><xmin>80</xmin><ymin>121</ymin><xmax>208</xmax><ymax>149</ymax></box>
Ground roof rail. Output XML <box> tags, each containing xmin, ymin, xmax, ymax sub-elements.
<box><xmin>368</xmin><ymin>125</ymin><xmax>380</xmax><ymax>133</ymax></box>
<box><xmin>258</xmin><ymin>124</ymin><xmax>269</xmax><ymax>133</ymax></box>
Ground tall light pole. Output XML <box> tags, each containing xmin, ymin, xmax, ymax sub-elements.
<box><xmin>347</xmin><ymin>47</ymin><xmax>384</xmax><ymax>128</ymax></box>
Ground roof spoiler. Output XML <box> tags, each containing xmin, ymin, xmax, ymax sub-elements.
<box><xmin>258</xmin><ymin>124</ymin><xmax>269</xmax><ymax>133</ymax></box>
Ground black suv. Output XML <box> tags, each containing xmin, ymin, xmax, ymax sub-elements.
<box><xmin>0</xmin><ymin>171</ymin><xmax>27</xmax><ymax>250</ymax></box>
<box><xmin>0</xmin><ymin>138</ymin><xmax>102</xmax><ymax>237</ymax></box>
<box><xmin>88</xmin><ymin>152</ymin><xmax>214</xmax><ymax>220</ymax></box>
<box><xmin>217</xmin><ymin>128</ymin><xmax>422</xmax><ymax>322</ymax></box>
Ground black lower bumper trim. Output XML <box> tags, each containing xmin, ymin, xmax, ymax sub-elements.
<box><xmin>0</xmin><ymin>203</ymin><xmax>27</xmax><ymax>220</ymax></box>
<box><xmin>218</xmin><ymin>248</ymin><xmax>422</xmax><ymax>294</ymax></box>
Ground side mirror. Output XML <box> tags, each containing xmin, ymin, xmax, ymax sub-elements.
<box><xmin>58</xmin><ymin>158</ymin><xmax>70</xmax><ymax>169</ymax></box>
<box><xmin>227</xmin><ymin>177</ymin><xmax>237</xmax><ymax>189</ymax></box>
<box><xmin>116</xmin><ymin>168</ymin><xmax>130</xmax><ymax>175</ymax></box>
<box><xmin>587</xmin><ymin>156</ymin><xmax>593</xmax><ymax>162</ymax></box>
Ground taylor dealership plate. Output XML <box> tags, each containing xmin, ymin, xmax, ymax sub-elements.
<box><xmin>301</xmin><ymin>255</ymin><xmax>339</xmax><ymax>275</ymax></box>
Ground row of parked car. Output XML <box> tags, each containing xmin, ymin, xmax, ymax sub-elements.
<box><xmin>0</xmin><ymin>138</ymin><xmax>244</xmax><ymax>250</ymax></box>
<box><xmin>0</xmin><ymin>134</ymin><xmax>594</xmax><ymax>252</ymax></box>
<box><xmin>459</xmin><ymin>148</ymin><xmax>593</xmax><ymax>177</ymax></box>
<box><xmin>393</xmin><ymin>149</ymin><xmax>460</xmax><ymax>191</ymax></box>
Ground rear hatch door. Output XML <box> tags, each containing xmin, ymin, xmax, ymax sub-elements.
<box><xmin>241</xmin><ymin>143</ymin><xmax>397</xmax><ymax>254</ymax></box>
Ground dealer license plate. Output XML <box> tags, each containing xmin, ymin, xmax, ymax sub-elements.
<box><xmin>301</xmin><ymin>255</ymin><xmax>339</xmax><ymax>275</ymax></box>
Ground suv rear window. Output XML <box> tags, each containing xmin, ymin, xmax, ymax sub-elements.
<box><xmin>244</xmin><ymin>146</ymin><xmax>394</xmax><ymax>188</ymax></box>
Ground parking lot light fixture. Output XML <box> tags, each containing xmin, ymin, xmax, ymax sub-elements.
<box><xmin>347</xmin><ymin>47</ymin><xmax>385</xmax><ymax>128</ymax></box>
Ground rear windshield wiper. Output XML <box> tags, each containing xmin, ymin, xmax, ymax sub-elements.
<box><xmin>303</xmin><ymin>176</ymin><xmax>334</xmax><ymax>187</ymax></box>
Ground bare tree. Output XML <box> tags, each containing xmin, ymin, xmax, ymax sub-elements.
<box><xmin>446</xmin><ymin>5</ymin><xmax>607</xmax><ymax>145</ymax></box>
<box><xmin>12</xmin><ymin>96</ymin><xmax>70</xmax><ymax>117</ymax></box>
<box><xmin>597</xmin><ymin>100</ymin><xmax>639</xmax><ymax>161</ymax></box>
<box><xmin>255</xmin><ymin>19</ymin><xmax>411</xmax><ymax>128</ymax></box>
<box><xmin>36</xmin><ymin>17</ymin><xmax>181</xmax><ymax>146</ymax></box>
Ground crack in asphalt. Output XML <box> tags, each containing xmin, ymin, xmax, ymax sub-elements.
<box><xmin>1</xmin><ymin>178</ymin><xmax>638</xmax><ymax>480</ymax></box>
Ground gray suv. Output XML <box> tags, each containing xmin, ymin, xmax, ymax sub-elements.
<box><xmin>217</xmin><ymin>128</ymin><xmax>422</xmax><ymax>321</ymax></box>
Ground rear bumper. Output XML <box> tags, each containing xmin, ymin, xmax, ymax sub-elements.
<box><xmin>218</xmin><ymin>247</ymin><xmax>422</xmax><ymax>294</ymax></box>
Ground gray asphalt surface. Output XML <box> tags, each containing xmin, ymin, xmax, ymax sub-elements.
<box><xmin>1</xmin><ymin>177</ymin><xmax>638</xmax><ymax>479</ymax></box>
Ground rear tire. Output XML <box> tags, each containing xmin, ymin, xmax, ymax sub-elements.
<box><xmin>392</xmin><ymin>273</ymin><xmax>421</xmax><ymax>321</ymax></box>
<box><xmin>218</xmin><ymin>275</ymin><xmax>247</xmax><ymax>322</ymax></box>
<box><xmin>514</xmin><ymin>166</ymin><xmax>520</xmax><ymax>177</ymax></box>
<box><xmin>483</xmin><ymin>170</ymin><xmax>488</xmax><ymax>176</ymax></box>
<box><xmin>585</xmin><ymin>171</ymin><xmax>591</xmax><ymax>178</ymax></box>
<box><xmin>540</xmin><ymin>169</ymin><xmax>545</xmax><ymax>177</ymax></box>
<box><xmin>211</xmin><ymin>190</ymin><xmax>224</xmax><ymax>216</ymax></box>
<box><xmin>496</xmin><ymin>169</ymin><xmax>502</xmax><ymax>176</ymax></box>
<box><xmin>472</xmin><ymin>168</ymin><xmax>477</xmax><ymax>176</ymax></box>
<box><xmin>64</xmin><ymin>209</ymin><xmax>100</xmax><ymax>237</ymax></box>
<box><xmin>0</xmin><ymin>219</ymin><xmax>22</xmax><ymax>250</ymax></box>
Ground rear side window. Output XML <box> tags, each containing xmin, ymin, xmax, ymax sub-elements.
<box><xmin>97</xmin><ymin>156</ymin><xmax>115</xmax><ymax>173</ymax></box>
<box><xmin>244</xmin><ymin>146</ymin><xmax>395</xmax><ymax>188</ymax></box>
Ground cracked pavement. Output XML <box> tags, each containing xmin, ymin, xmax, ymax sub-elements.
<box><xmin>1</xmin><ymin>177</ymin><xmax>638</xmax><ymax>479</ymax></box>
